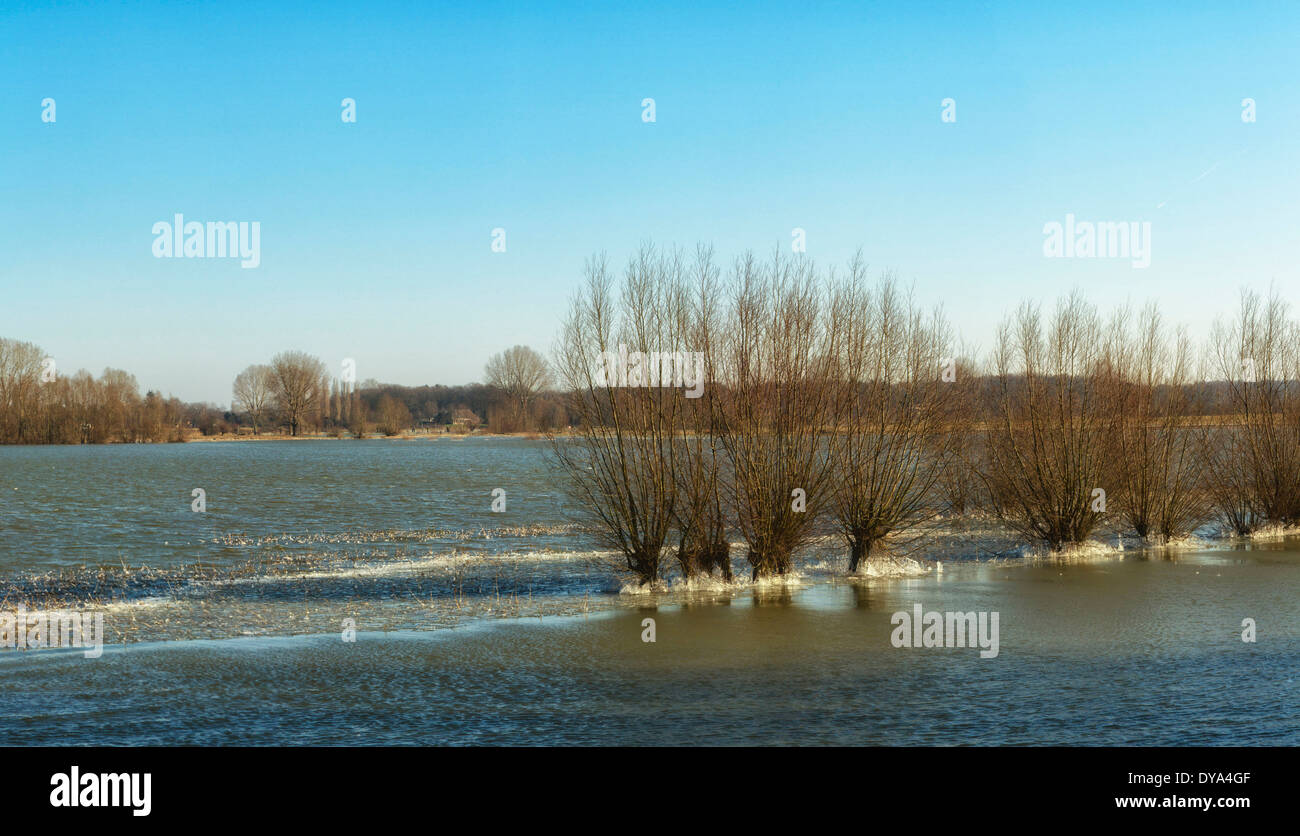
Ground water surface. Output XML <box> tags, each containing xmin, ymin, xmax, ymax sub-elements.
<box><xmin>0</xmin><ymin>440</ymin><xmax>1295</xmax><ymax>745</ymax></box>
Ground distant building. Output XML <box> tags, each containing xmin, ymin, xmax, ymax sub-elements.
<box><xmin>450</xmin><ymin>407</ymin><xmax>481</xmax><ymax>432</ymax></box>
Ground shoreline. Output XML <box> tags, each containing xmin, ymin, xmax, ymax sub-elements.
<box><xmin>1</xmin><ymin>534</ymin><xmax>1292</xmax><ymax>654</ymax></box>
<box><xmin>3</xmin><ymin>520</ymin><xmax>1294</xmax><ymax>650</ymax></box>
<box><xmin>184</xmin><ymin>430</ymin><xmax>563</xmax><ymax>442</ymax></box>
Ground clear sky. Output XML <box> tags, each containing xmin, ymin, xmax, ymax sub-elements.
<box><xmin>2</xmin><ymin>0</ymin><xmax>1297</xmax><ymax>404</ymax></box>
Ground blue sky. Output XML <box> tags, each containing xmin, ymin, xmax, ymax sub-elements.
<box><xmin>2</xmin><ymin>0</ymin><xmax>1297</xmax><ymax>404</ymax></box>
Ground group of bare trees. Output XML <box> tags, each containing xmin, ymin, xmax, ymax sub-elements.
<box><xmin>979</xmin><ymin>289</ymin><xmax>1300</xmax><ymax>548</ymax></box>
<box><xmin>232</xmin><ymin>351</ymin><xmax>372</xmax><ymax>436</ymax></box>
<box><xmin>0</xmin><ymin>337</ymin><xmax>192</xmax><ymax>443</ymax></box>
<box><xmin>551</xmin><ymin>247</ymin><xmax>1300</xmax><ymax>586</ymax></box>
<box><xmin>551</xmin><ymin>246</ymin><xmax>961</xmax><ymax>585</ymax></box>
<box><xmin>0</xmin><ymin>340</ymin><xmax>363</xmax><ymax>444</ymax></box>
<box><xmin>0</xmin><ymin>338</ymin><xmax>558</xmax><ymax>441</ymax></box>
<box><xmin>235</xmin><ymin>344</ymin><xmax>557</xmax><ymax>437</ymax></box>
<box><xmin>233</xmin><ymin>346</ymin><xmax>555</xmax><ymax>437</ymax></box>
<box><xmin>6</xmin><ymin>257</ymin><xmax>1298</xmax><ymax>570</ymax></box>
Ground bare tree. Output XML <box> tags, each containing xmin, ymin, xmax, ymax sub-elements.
<box><xmin>979</xmin><ymin>293</ymin><xmax>1114</xmax><ymax>550</ymax></box>
<box><xmin>68</xmin><ymin>370</ymin><xmax>103</xmax><ymax>443</ymax></box>
<box><xmin>550</xmin><ymin>248</ymin><xmax>689</xmax><ymax>586</ymax></box>
<box><xmin>0</xmin><ymin>338</ymin><xmax>45</xmax><ymax>443</ymax></box>
<box><xmin>933</xmin><ymin>352</ymin><xmax>981</xmax><ymax>517</ymax></box>
<box><xmin>485</xmin><ymin>345</ymin><xmax>551</xmax><ymax>431</ymax></box>
<box><xmin>1205</xmin><ymin>290</ymin><xmax>1300</xmax><ymax>531</ymax></box>
<box><xmin>712</xmin><ymin>251</ymin><xmax>840</xmax><ymax>579</ymax></box>
<box><xmin>351</xmin><ymin>394</ymin><xmax>369</xmax><ymax>438</ymax></box>
<box><xmin>232</xmin><ymin>364</ymin><xmax>275</xmax><ymax>434</ymax></box>
<box><xmin>270</xmin><ymin>351</ymin><xmax>327</xmax><ymax>436</ymax></box>
<box><xmin>99</xmin><ymin>368</ymin><xmax>141</xmax><ymax>442</ymax></box>
<box><xmin>670</xmin><ymin>245</ymin><xmax>732</xmax><ymax>580</ymax></box>
<box><xmin>377</xmin><ymin>394</ymin><xmax>411</xmax><ymax>436</ymax></box>
<box><xmin>1107</xmin><ymin>303</ymin><xmax>1208</xmax><ymax>539</ymax></box>
<box><xmin>1199</xmin><ymin>423</ymin><xmax>1258</xmax><ymax>535</ymax></box>
<box><xmin>828</xmin><ymin>265</ymin><xmax>957</xmax><ymax>571</ymax></box>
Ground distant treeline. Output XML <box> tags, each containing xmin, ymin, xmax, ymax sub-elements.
<box><xmin>0</xmin><ymin>340</ymin><xmax>568</xmax><ymax>444</ymax></box>
<box><xmin>226</xmin><ymin>348</ymin><xmax>566</xmax><ymax>437</ymax></box>
<box><xmin>349</xmin><ymin>382</ymin><xmax>569</xmax><ymax>434</ymax></box>
<box><xmin>0</xmin><ymin>301</ymin><xmax>1289</xmax><ymax>452</ymax></box>
<box><xmin>0</xmin><ymin>342</ymin><xmax>212</xmax><ymax>444</ymax></box>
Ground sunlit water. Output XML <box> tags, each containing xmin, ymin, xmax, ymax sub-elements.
<box><xmin>0</xmin><ymin>440</ymin><xmax>1296</xmax><ymax>744</ymax></box>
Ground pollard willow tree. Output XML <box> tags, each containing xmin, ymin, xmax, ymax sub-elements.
<box><xmin>669</xmin><ymin>245</ymin><xmax>732</xmax><ymax>580</ymax></box>
<box><xmin>931</xmin><ymin>350</ymin><xmax>982</xmax><ymax>517</ymax></box>
<box><xmin>712</xmin><ymin>251</ymin><xmax>840</xmax><ymax>579</ymax></box>
<box><xmin>1204</xmin><ymin>289</ymin><xmax>1300</xmax><ymax>532</ymax></box>
<box><xmin>1105</xmin><ymin>303</ymin><xmax>1207</xmax><ymax>540</ymax></box>
<box><xmin>550</xmin><ymin>247</ymin><xmax>691</xmax><ymax>586</ymax></box>
<box><xmin>980</xmin><ymin>293</ymin><xmax>1115</xmax><ymax>550</ymax></box>
<box><xmin>827</xmin><ymin>264</ymin><xmax>959</xmax><ymax>572</ymax></box>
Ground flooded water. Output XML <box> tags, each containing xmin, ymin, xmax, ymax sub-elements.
<box><xmin>0</xmin><ymin>439</ymin><xmax>612</xmax><ymax>642</ymax></box>
<box><xmin>0</xmin><ymin>438</ymin><xmax>579</xmax><ymax>570</ymax></box>
<box><xmin>1</xmin><ymin>440</ymin><xmax>1297</xmax><ymax>745</ymax></box>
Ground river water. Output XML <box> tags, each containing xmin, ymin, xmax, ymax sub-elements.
<box><xmin>0</xmin><ymin>439</ymin><xmax>1295</xmax><ymax>744</ymax></box>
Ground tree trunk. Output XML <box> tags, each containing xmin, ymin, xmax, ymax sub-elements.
<box><xmin>848</xmin><ymin>538</ymin><xmax>868</xmax><ymax>573</ymax></box>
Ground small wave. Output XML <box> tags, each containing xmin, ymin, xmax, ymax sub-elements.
<box><xmin>214</xmin><ymin>522</ymin><xmax>585</xmax><ymax>549</ymax></box>
<box><xmin>852</xmin><ymin>556</ymin><xmax>931</xmax><ymax>578</ymax></box>
<box><xmin>1019</xmin><ymin>539</ymin><xmax>1125</xmax><ymax>563</ymax></box>
<box><xmin>210</xmin><ymin>547</ymin><xmax>614</xmax><ymax>587</ymax></box>
<box><xmin>1240</xmin><ymin>523</ymin><xmax>1300</xmax><ymax>542</ymax></box>
<box><xmin>618</xmin><ymin>568</ymin><xmax>811</xmax><ymax>596</ymax></box>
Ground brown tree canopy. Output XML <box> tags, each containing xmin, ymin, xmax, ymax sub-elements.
<box><xmin>270</xmin><ymin>351</ymin><xmax>327</xmax><ymax>436</ymax></box>
<box><xmin>232</xmin><ymin>364</ymin><xmax>275</xmax><ymax>434</ymax></box>
<box><xmin>485</xmin><ymin>345</ymin><xmax>551</xmax><ymax>429</ymax></box>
